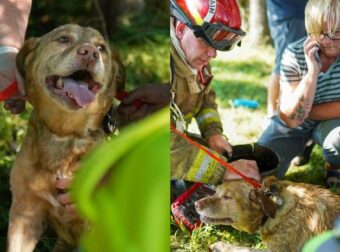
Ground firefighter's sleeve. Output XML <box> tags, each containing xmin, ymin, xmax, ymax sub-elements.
<box><xmin>170</xmin><ymin>131</ymin><xmax>226</xmax><ymax>185</ymax></box>
<box><xmin>195</xmin><ymin>89</ymin><xmax>223</xmax><ymax>140</ymax></box>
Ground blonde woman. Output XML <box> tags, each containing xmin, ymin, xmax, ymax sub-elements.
<box><xmin>259</xmin><ymin>0</ymin><xmax>340</xmax><ymax>185</ymax></box>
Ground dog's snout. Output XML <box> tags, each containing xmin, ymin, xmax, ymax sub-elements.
<box><xmin>77</xmin><ymin>45</ymin><xmax>99</xmax><ymax>61</ymax></box>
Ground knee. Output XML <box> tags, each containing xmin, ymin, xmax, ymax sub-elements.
<box><xmin>321</xmin><ymin>127</ymin><xmax>340</xmax><ymax>165</ymax></box>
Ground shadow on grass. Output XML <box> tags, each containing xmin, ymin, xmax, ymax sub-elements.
<box><xmin>212</xmin><ymin>80</ymin><xmax>267</xmax><ymax>110</ymax></box>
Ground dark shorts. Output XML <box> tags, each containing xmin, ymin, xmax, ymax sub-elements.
<box><xmin>269</xmin><ymin>18</ymin><xmax>306</xmax><ymax>74</ymax></box>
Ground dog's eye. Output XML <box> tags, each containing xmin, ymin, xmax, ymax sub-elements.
<box><xmin>57</xmin><ymin>36</ymin><xmax>69</xmax><ymax>44</ymax></box>
<box><xmin>96</xmin><ymin>44</ymin><xmax>106</xmax><ymax>52</ymax></box>
<box><xmin>223</xmin><ymin>195</ymin><xmax>232</xmax><ymax>200</ymax></box>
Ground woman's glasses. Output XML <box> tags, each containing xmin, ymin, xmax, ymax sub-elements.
<box><xmin>309</xmin><ymin>31</ymin><xmax>340</xmax><ymax>41</ymax></box>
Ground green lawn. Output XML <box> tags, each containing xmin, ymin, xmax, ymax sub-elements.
<box><xmin>170</xmin><ymin>41</ymin><xmax>326</xmax><ymax>251</ymax></box>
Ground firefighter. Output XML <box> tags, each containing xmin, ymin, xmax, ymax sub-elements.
<box><xmin>170</xmin><ymin>0</ymin><xmax>260</xmax><ymax>185</ymax></box>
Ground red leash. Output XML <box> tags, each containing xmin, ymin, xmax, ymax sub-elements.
<box><xmin>170</xmin><ymin>124</ymin><xmax>261</xmax><ymax>189</ymax></box>
<box><xmin>0</xmin><ymin>81</ymin><xmax>19</xmax><ymax>101</ymax></box>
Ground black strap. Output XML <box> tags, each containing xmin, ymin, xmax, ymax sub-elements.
<box><xmin>102</xmin><ymin>105</ymin><xmax>116</xmax><ymax>135</ymax></box>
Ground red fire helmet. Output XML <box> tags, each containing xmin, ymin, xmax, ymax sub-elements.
<box><xmin>170</xmin><ymin>0</ymin><xmax>246</xmax><ymax>51</ymax></box>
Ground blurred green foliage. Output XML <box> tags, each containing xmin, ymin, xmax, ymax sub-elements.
<box><xmin>72</xmin><ymin>109</ymin><xmax>169</xmax><ymax>252</ymax></box>
<box><xmin>119</xmin><ymin>38</ymin><xmax>170</xmax><ymax>90</ymax></box>
<box><xmin>27</xmin><ymin>0</ymin><xmax>92</xmax><ymax>37</ymax></box>
<box><xmin>27</xmin><ymin>0</ymin><xmax>168</xmax><ymax>42</ymax></box>
<box><xmin>0</xmin><ymin>106</ymin><xmax>30</xmax><ymax>171</ymax></box>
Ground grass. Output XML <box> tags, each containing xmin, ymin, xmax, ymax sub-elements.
<box><xmin>171</xmin><ymin>221</ymin><xmax>265</xmax><ymax>252</ymax></box>
<box><xmin>170</xmin><ymin>40</ymin><xmax>326</xmax><ymax>251</ymax></box>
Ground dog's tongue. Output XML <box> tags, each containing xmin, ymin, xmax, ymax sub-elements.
<box><xmin>63</xmin><ymin>78</ymin><xmax>95</xmax><ymax>107</ymax></box>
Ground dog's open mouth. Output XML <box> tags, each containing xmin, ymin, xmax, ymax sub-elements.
<box><xmin>46</xmin><ymin>70</ymin><xmax>101</xmax><ymax>108</ymax></box>
<box><xmin>199</xmin><ymin>215</ymin><xmax>233</xmax><ymax>225</ymax></box>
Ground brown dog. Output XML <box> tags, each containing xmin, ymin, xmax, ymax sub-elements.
<box><xmin>7</xmin><ymin>24</ymin><xmax>124</xmax><ymax>252</ymax></box>
<box><xmin>195</xmin><ymin>176</ymin><xmax>340</xmax><ymax>252</ymax></box>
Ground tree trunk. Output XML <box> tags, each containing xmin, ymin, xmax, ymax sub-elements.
<box><xmin>248</xmin><ymin>0</ymin><xmax>268</xmax><ymax>46</ymax></box>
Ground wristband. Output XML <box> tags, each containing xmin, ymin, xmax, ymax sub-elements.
<box><xmin>0</xmin><ymin>46</ymin><xmax>19</xmax><ymax>55</ymax></box>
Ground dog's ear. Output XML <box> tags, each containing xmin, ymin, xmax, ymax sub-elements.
<box><xmin>16</xmin><ymin>38</ymin><xmax>40</xmax><ymax>79</ymax></box>
<box><xmin>249</xmin><ymin>189</ymin><xmax>277</xmax><ymax>218</ymax></box>
<box><xmin>110</xmin><ymin>47</ymin><xmax>125</xmax><ymax>93</ymax></box>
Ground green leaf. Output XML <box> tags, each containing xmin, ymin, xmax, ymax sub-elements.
<box><xmin>72</xmin><ymin>108</ymin><xmax>170</xmax><ymax>252</ymax></box>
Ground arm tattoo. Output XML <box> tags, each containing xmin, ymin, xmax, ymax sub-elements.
<box><xmin>289</xmin><ymin>96</ymin><xmax>312</xmax><ymax>122</ymax></box>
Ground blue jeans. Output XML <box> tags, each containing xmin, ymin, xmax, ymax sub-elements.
<box><xmin>258</xmin><ymin>116</ymin><xmax>340</xmax><ymax>178</ymax></box>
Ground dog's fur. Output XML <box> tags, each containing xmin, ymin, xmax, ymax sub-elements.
<box><xmin>7</xmin><ymin>24</ymin><xmax>124</xmax><ymax>252</ymax></box>
<box><xmin>195</xmin><ymin>176</ymin><xmax>340</xmax><ymax>252</ymax></box>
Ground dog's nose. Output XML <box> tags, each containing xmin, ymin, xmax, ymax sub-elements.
<box><xmin>77</xmin><ymin>45</ymin><xmax>99</xmax><ymax>61</ymax></box>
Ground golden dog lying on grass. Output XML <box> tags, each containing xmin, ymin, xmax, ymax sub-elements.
<box><xmin>195</xmin><ymin>176</ymin><xmax>340</xmax><ymax>252</ymax></box>
<box><xmin>7</xmin><ymin>24</ymin><xmax>124</xmax><ymax>252</ymax></box>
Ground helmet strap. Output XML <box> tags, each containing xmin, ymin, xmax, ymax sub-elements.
<box><xmin>198</xmin><ymin>65</ymin><xmax>213</xmax><ymax>86</ymax></box>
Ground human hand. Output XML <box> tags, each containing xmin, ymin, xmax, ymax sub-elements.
<box><xmin>118</xmin><ymin>84</ymin><xmax>170</xmax><ymax>122</ymax></box>
<box><xmin>4</xmin><ymin>97</ymin><xmax>26</xmax><ymax>114</ymax></box>
<box><xmin>55</xmin><ymin>176</ymin><xmax>77</xmax><ymax>214</ymax></box>
<box><xmin>0</xmin><ymin>46</ymin><xmax>26</xmax><ymax>114</ymax></box>
<box><xmin>304</xmin><ymin>37</ymin><xmax>322</xmax><ymax>75</ymax></box>
<box><xmin>207</xmin><ymin>134</ymin><xmax>232</xmax><ymax>156</ymax></box>
<box><xmin>223</xmin><ymin>159</ymin><xmax>260</xmax><ymax>182</ymax></box>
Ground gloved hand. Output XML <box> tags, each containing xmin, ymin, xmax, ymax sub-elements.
<box><xmin>118</xmin><ymin>84</ymin><xmax>170</xmax><ymax>122</ymax></box>
<box><xmin>207</xmin><ymin>134</ymin><xmax>233</xmax><ymax>157</ymax></box>
<box><xmin>0</xmin><ymin>46</ymin><xmax>26</xmax><ymax>114</ymax></box>
<box><xmin>224</xmin><ymin>159</ymin><xmax>260</xmax><ymax>182</ymax></box>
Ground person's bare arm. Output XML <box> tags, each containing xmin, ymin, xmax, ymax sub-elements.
<box><xmin>0</xmin><ymin>0</ymin><xmax>32</xmax><ymax>113</ymax></box>
<box><xmin>0</xmin><ymin>0</ymin><xmax>32</xmax><ymax>49</ymax></box>
<box><xmin>308</xmin><ymin>101</ymin><xmax>340</xmax><ymax>120</ymax></box>
<box><xmin>278</xmin><ymin>37</ymin><xmax>321</xmax><ymax>128</ymax></box>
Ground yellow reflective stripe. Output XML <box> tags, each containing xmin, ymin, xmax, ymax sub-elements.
<box><xmin>186</xmin><ymin>1</ymin><xmax>203</xmax><ymax>25</ymax></box>
<box><xmin>197</xmin><ymin>108</ymin><xmax>219</xmax><ymax>119</ymax></box>
<box><xmin>198</xmin><ymin>117</ymin><xmax>221</xmax><ymax>129</ymax></box>
<box><xmin>184</xmin><ymin>113</ymin><xmax>193</xmax><ymax>121</ymax></box>
<box><xmin>186</xmin><ymin>150</ymin><xmax>204</xmax><ymax>180</ymax></box>
<box><xmin>185</xmin><ymin>149</ymin><xmax>218</xmax><ymax>183</ymax></box>
<box><xmin>196</xmin><ymin>113</ymin><xmax>220</xmax><ymax>124</ymax></box>
<box><xmin>196</xmin><ymin>109</ymin><xmax>220</xmax><ymax>126</ymax></box>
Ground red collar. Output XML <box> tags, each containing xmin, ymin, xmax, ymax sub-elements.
<box><xmin>0</xmin><ymin>81</ymin><xmax>19</xmax><ymax>101</ymax></box>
